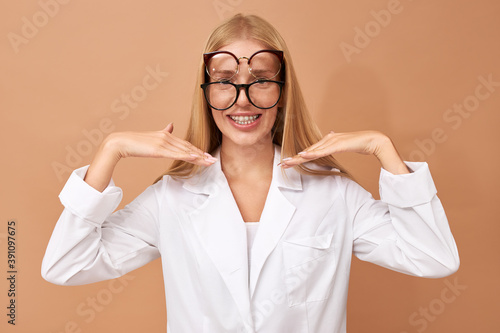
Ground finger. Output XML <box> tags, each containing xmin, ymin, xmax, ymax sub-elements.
<box><xmin>155</xmin><ymin>130</ymin><xmax>209</xmax><ymax>158</ymax></box>
<box><xmin>308</xmin><ymin>132</ymin><xmax>369</xmax><ymax>155</ymax></box>
<box><xmin>279</xmin><ymin>140</ymin><xmax>332</xmax><ymax>166</ymax></box>
<box><xmin>179</xmin><ymin>140</ymin><xmax>215</xmax><ymax>160</ymax></box>
<box><xmin>180</xmin><ymin>150</ymin><xmax>217</xmax><ymax>166</ymax></box>
<box><xmin>189</xmin><ymin>152</ymin><xmax>218</xmax><ymax>166</ymax></box>
<box><xmin>159</xmin><ymin>142</ymin><xmax>217</xmax><ymax>166</ymax></box>
<box><xmin>308</xmin><ymin>131</ymin><xmax>338</xmax><ymax>153</ymax></box>
<box><xmin>299</xmin><ymin>140</ymin><xmax>338</xmax><ymax>159</ymax></box>
<box><xmin>131</xmin><ymin>131</ymin><xmax>187</xmax><ymax>154</ymax></box>
<box><xmin>296</xmin><ymin>132</ymin><xmax>345</xmax><ymax>160</ymax></box>
<box><xmin>164</xmin><ymin>122</ymin><xmax>174</xmax><ymax>133</ymax></box>
<box><xmin>157</xmin><ymin>125</ymin><xmax>215</xmax><ymax>160</ymax></box>
<box><xmin>277</xmin><ymin>156</ymin><xmax>308</xmax><ymax>168</ymax></box>
<box><xmin>279</xmin><ymin>132</ymin><xmax>341</xmax><ymax>168</ymax></box>
<box><xmin>153</xmin><ymin>144</ymin><xmax>211</xmax><ymax>165</ymax></box>
<box><xmin>127</xmin><ymin>131</ymin><xmax>195</xmax><ymax>159</ymax></box>
<box><xmin>159</xmin><ymin>134</ymin><xmax>199</xmax><ymax>154</ymax></box>
<box><xmin>292</xmin><ymin>132</ymin><xmax>335</xmax><ymax>159</ymax></box>
<box><xmin>278</xmin><ymin>153</ymin><xmax>320</xmax><ymax>169</ymax></box>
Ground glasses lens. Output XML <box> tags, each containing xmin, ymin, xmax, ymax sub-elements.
<box><xmin>206</xmin><ymin>53</ymin><xmax>238</xmax><ymax>81</ymax></box>
<box><xmin>204</xmin><ymin>82</ymin><xmax>237</xmax><ymax>110</ymax></box>
<box><xmin>248</xmin><ymin>81</ymin><xmax>281</xmax><ymax>109</ymax></box>
<box><xmin>203</xmin><ymin>81</ymin><xmax>282</xmax><ymax>110</ymax></box>
<box><xmin>249</xmin><ymin>52</ymin><xmax>282</xmax><ymax>80</ymax></box>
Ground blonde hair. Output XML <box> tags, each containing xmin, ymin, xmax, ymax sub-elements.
<box><xmin>155</xmin><ymin>13</ymin><xmax>350</xmax><ymax>182</ymax></box>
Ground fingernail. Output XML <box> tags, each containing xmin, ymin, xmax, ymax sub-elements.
<box><xmin>282</xmin><ymin>157</ymin><xmax>292</xmax><ymax>161</ymax></box>
<box><xmin>190</xmin><ymin>153</ymin><xmax>199</xmax><ymax>158</ymax></box>
<box><xmin>277</xmin><ymin>162</ymin><xmax>282</xmax><ymax>167</ymax></box>
<box><xmin>298</xmin><ymin>151</ymin><xmax>306</xmax><ymax>155</ymax></box>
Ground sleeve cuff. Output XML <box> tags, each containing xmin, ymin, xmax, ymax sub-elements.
<box><xmin>379</xmin><ymin>161</ymin><xmax>437</xmax><ymax>208</ymax></box>
<box><xmin>58</xmin><ymin>165</ymin><xmax>123</xmax><ymax>224</ymax></box>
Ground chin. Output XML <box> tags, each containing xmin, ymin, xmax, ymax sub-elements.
<box><xmin>226</xmin><ymin>133</ymin><xmax>269</xmax><ymax>147</ymax></box>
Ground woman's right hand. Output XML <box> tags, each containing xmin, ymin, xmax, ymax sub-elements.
<box><xmin>84</xmin><ymin>123</ymin><xmax>217</xmax><ymax>192</ymax></box>
<box><xmin>106</xmin><ymin>123</ymin><xmax>216</xmax><ymax>164</ymax></box>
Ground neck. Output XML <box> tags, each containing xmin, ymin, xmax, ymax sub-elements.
<box><xmin>220</xmin><ymin>138</ymin><xmax>275</xmax><ymax>180</ymax></box>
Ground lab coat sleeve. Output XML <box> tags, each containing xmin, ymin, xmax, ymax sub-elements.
<box><xmin>348</xmin><ymin>161</ymin><xmax>460</xmax><ymax>278</ymax></box>
<box><xmin>41</xmin><ymin>165</ymin><xmax>161</xmax><ymax>285</ymax></box>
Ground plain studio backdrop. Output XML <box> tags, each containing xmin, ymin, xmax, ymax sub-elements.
<box><xmin>1</xmin><ymin>0</ymin><xmax>499</xmax><ymax>332</ymax></box>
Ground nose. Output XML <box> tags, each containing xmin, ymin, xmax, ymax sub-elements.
<box><xmin>233</xmin><ymin>59</ymin><xmax>252</xmax><ymax>107</ymax></box>
<box><xmin>234</xmin><ymin>85</ymin><xmax>251</xmax><ymax>107</ymax></box>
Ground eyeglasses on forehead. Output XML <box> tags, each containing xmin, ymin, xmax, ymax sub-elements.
<box><xmin>203</xmin><ymin>49</ymin><xmax>284</xmax><ymax>81</ymax></box>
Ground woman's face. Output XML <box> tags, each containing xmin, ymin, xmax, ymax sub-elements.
<box><xmin>209</xmin><ymin>39</ymin><xmax>279</xmax><ymax>149</ymax></box>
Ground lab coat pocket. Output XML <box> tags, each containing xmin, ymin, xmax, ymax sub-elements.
<box><xmin>282</xmin><ymin>233</ymin><xmax>337</xmax><ymax>306</ymax></box>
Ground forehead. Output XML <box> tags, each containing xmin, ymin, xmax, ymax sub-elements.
<box><xmin>216</xmin><ymin>39</ymin><xmax>270</xmax><ymax>58</ymax></box>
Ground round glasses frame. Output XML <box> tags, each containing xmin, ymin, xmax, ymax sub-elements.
<box><xmin>201</xmin><ymin>49</ymin><xmax>285</xmax><ymax>111</ymax></box>
<box><xmin>203</xmin><ymin>49</ymin><xmax>284</xmax><ymax>81</ymax></box>
<box><xmin>200</xmin><ymin>80</ymin><xmax>285</xmax><ymax>111</ymax></box>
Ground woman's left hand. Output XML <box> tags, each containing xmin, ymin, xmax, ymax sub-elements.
<box><xmin>279</xmin><ymin>131</ymin><xmax>410</xmax><ymax>175</ymax></box>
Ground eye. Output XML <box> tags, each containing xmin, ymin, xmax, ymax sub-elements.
<box><xmin>211</xmin><ymin>70</ymin><xmax>235</xmax><ymax>80</ymax></box>
<box><xmin>214</xmin><ymin>81</ymin><xmax>233</xmax><ymax>90</ymax></box>
<box><xmin>250</xmin><ymin>69</ymin><xmax>275</xmax><ymax>80</ymax></box>
<box><xmin>253</xmin><ymin>80</ymin><xmax>272</xmax><ymax>89</ymax></box>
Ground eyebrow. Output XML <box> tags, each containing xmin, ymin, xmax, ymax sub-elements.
<box><xmin>251</xmin><ymin>69</ymin><xmax>275</xmax><ymax>76</ymax></box>
<box><xmin>212</xmin><ymin>69</ymin><xmax>235</xmax><ymax>75</ymax></box>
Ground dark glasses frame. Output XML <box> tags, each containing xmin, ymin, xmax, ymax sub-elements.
<box><xmin>200</xmin><ymin>80</ymin><xmax>284</xmax><ymax>111</ymax></box>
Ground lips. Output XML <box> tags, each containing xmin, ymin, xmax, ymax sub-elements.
<box><xmin>228</xmin><ymin>114</ymin><xmax>261</xmax><ymax>125</ymax></box>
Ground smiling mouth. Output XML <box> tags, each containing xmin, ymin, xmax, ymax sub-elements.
<box><xmin>228</xmin><ymin>114</ymin><xmax>261</xmax><ymax>125</ymax></box>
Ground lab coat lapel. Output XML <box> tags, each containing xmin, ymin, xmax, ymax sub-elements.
<box><xmin>183</xmin><ymin>145</ymin><xmax>303</xmax><ymax>316</ymax></box>
<box><xmin>183</xmin><ymin>148</ymin><xmax>252</xmax><ymax>324</ymax></box>
<box><xmin>249</xmin><ymin>146</ymin><xmax>302</xmax><ymax>298</ymax></box>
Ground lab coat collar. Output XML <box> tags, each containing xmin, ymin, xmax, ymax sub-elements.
<box><xmin>183</xmin><ymin>144</ymin><xmax>302</xmax><ymax>327</ymax></box>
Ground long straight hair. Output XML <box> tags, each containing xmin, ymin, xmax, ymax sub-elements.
<box><xmin>155</xmin><ymin>14</ymin><xmax>350</xmax><ymax>182</ymax></box>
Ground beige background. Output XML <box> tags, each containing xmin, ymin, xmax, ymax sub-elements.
<box><xmin>1</xmin><ymin>0</ymin><xmax>499</xmax><ymax>332</ymax></box>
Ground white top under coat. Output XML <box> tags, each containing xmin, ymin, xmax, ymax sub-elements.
<box><xmin>246</xmin><ymin>222</ymin><xmax>260</xmax><ymax>280</ymax></box>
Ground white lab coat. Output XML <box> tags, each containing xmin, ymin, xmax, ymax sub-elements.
<box><xmin>41</xmin><ymin>145</ymin><xmax>459</xmax><ymax>333</ymax></box>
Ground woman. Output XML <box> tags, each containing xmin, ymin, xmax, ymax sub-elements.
<box><xmin>42</xmin><ymin>14</ymin><xmax>459</xmax><ymax>333</ymax></box>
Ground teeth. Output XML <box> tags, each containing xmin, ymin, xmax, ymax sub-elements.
<box><xmin>229</xmin><ymin>115</ymin><xmax>259</xmax><ymax>125</ymax></box>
